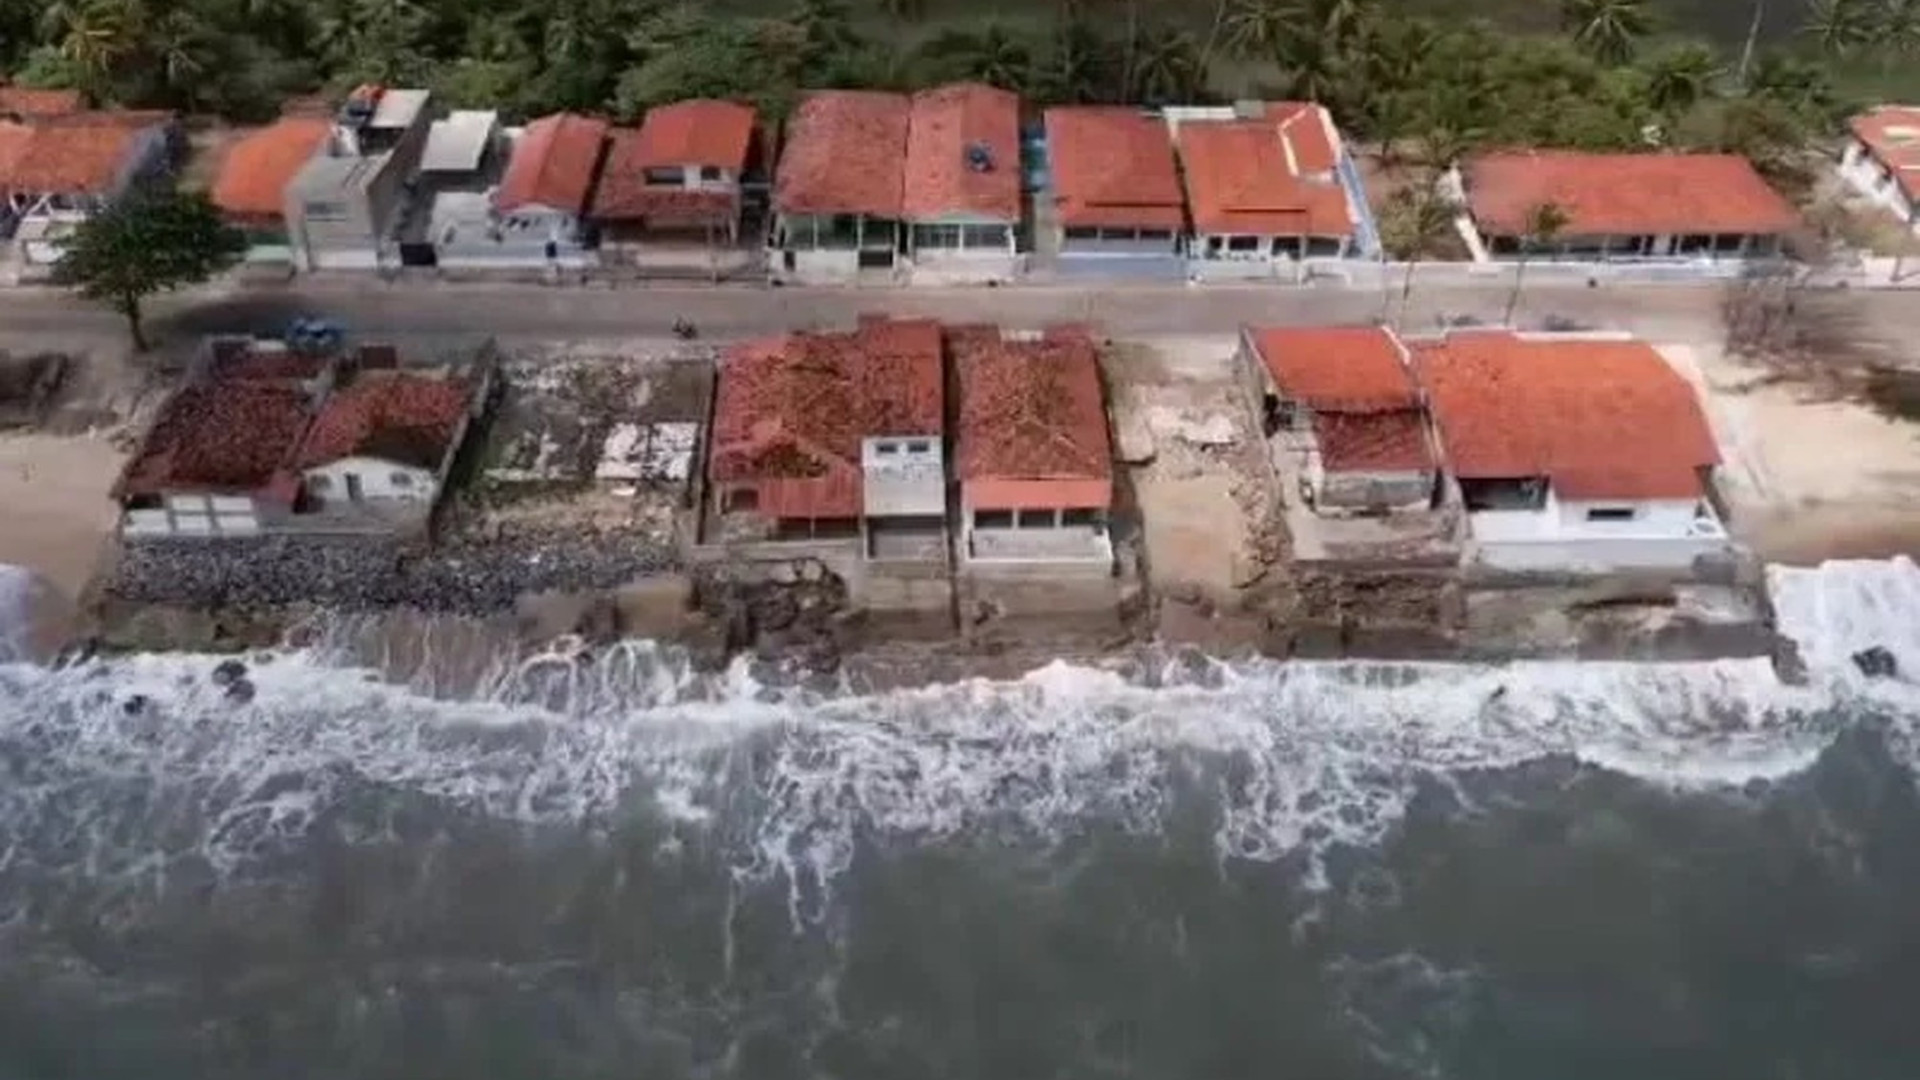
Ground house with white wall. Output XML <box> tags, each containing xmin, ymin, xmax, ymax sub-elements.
<box><xmin>293</xmin><ymin>362</ymin><xmax>492</xmax><ymax>531</ymax></box>
<box><xmin>1170</xmin><ymin>101</ymin><xmax>1361</xmax><ymax>281</ymax></box>
<box><xmin>901</xmin><ymin>82</ymin><xmax>1023</xmax><ymax>284</ymax></box>
<box><xmin>770</xmin><ymin>90</ymin><xmax>910</xmax><ymax>283</ymax></box>
<box><xmin>1839</xmin><ymin>105</ymin><xmax>1920</xmax><ymax>233</ymax></box>
<box><xmin>284</xmin><ymin>85</ymin><xmax>432</xmax><ymax>271</ymax></box>
<box><xmin>1453</xmin><ymin>151</ymin><xmax>1800</xmax><ymax>262</ymax></box>
<box><xmin>441</xmin><ymin>111</ymin><xmax>607</xmax><ymax>269</ymax></box>
<box><xmin>1238</xmin><ymin>325</ymin><xmax>1435</xmax><ymax>515</ymax></box>
<box><xmin>0</xmin><ymin>109</ymin><xmax>174</xmax><ymax>267</ymax></box>
<box><xmin>592</xmin><ymin>99</ymin><xmax>756</xmax><ymax>252</ymax></box>
<box><xmin>1042</xmin><ymin>106</ymin><xmax>1187</xmax><ymax>280</ymax></box>
<box><xmin>1410</xmin><ymin>329</ymin><xmax>1729</xmax><ymax>574</ymax></box>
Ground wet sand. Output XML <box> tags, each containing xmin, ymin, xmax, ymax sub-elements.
<box><xmin>0</xmin><ymin>432</ymin><xmax>126</xmax><ymax>657</ymax></box>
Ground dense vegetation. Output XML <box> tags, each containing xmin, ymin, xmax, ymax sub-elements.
<box><xmin>0</xmin><ymin>0</ymin><xmax>1907</xmax><ymax>187</ymax></box>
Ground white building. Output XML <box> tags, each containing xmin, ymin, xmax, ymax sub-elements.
<box><xmin>1840</xmin><ymin>105</ymin><xmax>1920</xmax><ymax>233</ymax></box>
<box><xmin>1411</xmin><ymin>329</ymin><xmax>1730</xmax><ymax>574</ymax></box>
<box><xmin>284</xmin><ymin>86</ymin><xmax>433</xmax><ymax>271</ymax></box>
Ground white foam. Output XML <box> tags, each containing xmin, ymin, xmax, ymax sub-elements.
<box><xmin>0</xmin><ymin>559</ymin><xmax>1915</xmax><ymax>913</ymax></box>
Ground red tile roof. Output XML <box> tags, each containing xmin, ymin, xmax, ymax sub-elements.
<box><xmin>902</xmin><ymin>82</ymin><xmax>1021</xmax><ymax>222</ymax></box>
<box><xmin>1849</xmin><ymin>105</ymin><xmax>1920</xmax><ymax>203</ymax></box>
<box><xmin>1248</xmin><ymin>325</ymin><xmax>1417</xmax><ymax>412</ymax></box>
<box><xmin>1175</xmin><ymin>104</ymin><xmax>1353</xmax><ymax>237</ymax></box>
<box><xmin>774</xmin><ymin>90</ymin><xmax>910</xmax><ymax>218</ymax></box>
<box><xmin>590</xmin><ymin>126</ymin><xmax>736</xmax><ymax>227</ymax></box>
<box><xmin>0</xmin><ymin>113</ymin><xmax>160</xmax><ymax>194</ymax></box>
<box><xmin>1463</xmin><ymin>151</ymin><xmax>1800</xmax><ymax>238</ymax></box>
<box><xmin>0</xmin><ymin>85</ymin><xmax>84</xmax><ymax>118</ymax></box>
<box><xmin>1313</xmin><ymin>410</ymin><xmax>1432</xmax><ymax>472</ymax></box>
<box><xmin>1411</xmin><ymin>331</ymin><xmax>1721</xmax><ymax>500</ymax></box>
<box><xmin>296</xmin><ymin>372</ymin><xmax>471</xmax><ymax>470</ymax></box>
<box><xmin>710</xmin><ymin>318</ymin><xmax>944</xmax><ymax>519</ymax></box>
<box><xmin>495</xmin><ymin>112</ymin><xmax>609</xmax><ymax>214</ymax></box>
<box><xmin>211</xmin><ymin>117</ymin><xmax>330</xmax><ymax>221</ymax></box>
<box><xmin>632</xmin><ymin>99</ymin><xmax>755</xmax><ymax>170</ymax></box>
<box><xmin>0</xmin><ymin>122</ymin><xmax>30</xmax><ymax>180</ymax></box>
<box><xmin>955</xmin><ymin>329</ymin><xmax>1111</xmax><ymax>486</ymax></box>
<box><xmin>1044</xmin><ymin>107</ymin><xmax>1184</xmax><ymax>231</ymax></box>
<box><xmin>117</xmin><ymin>382</ymin><xmax>312</xmax><ymax>500</ymax></box>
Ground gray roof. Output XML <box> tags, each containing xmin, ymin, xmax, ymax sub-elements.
<box><xmin>421</xmin><ymin>110</ymin><xmax>498</xmax><ymax>174</ymax></box>
<box><xmin>289</xmin><ymin>147</ymin><xmax>392</xmax><ymax>200</ymax></box>
<box><xmin>368</xmin><ymin>88</ymin><xmax>431</xmax><ymax>130</ymax></box>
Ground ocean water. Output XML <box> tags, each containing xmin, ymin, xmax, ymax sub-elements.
<box><xmin>3</xmin><ymin>562</ymin><xmax>1920</xmax><ymax>1078</ymax></box>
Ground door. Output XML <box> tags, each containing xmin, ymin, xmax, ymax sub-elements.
<box><xmin>345</xmin><ymin>473</ymin><xmax>364</xmax><ymax>502</ymax></box>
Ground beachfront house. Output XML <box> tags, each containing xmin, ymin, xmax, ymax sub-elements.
<box><xmin>0</xmin><ymin>109</ymin><xmax>175</xmax><ymax>267</ymax></box>
<box><xmin>1839</xmin><ymin>105</ymin><xmax>1920</xmax><ymax>233</ymax></box>
<box><xmin>1411</xmin><ymin>328</ymin><xmax>1729</xmax><ymax>574</ymax></box>
<box><xmin>211</xmin><ymin>115</ymin><xmax>333</xmax><ymax>266</ymax></box>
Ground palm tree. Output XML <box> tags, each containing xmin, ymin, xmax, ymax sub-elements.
<box><xmin>1504</xmin><ymin>201</ymin><xmax>1571</xmax><ymax>325</ymax></box>
<box><xmin>1130</xmin><ymin>25</ymin><xmax>1205</xmax><ymax>104</ymax></box>
<box><xmin>1641</xmin><ymin>43</ymin><xmax>1721</xmax><ymax>118</ymax></box>
<box><xmin>918</xmin><ymin>23</ymin><xmax>1034</xmax><ymax>90</ymax></box>
<box><xmin>1560</xmin><ymin>0</ymin><xmax>1650</xmax><ymax>65</ymax></box>
<box><xmin>1222</xmin><ymin>0</ymin><xmax>1290</xmax><ymax>60</ymax></box>
<box><xmin>1875</xmin><ymin>0</ymin><xmax>1920</xmax><ymax>63</ymax></box>
<box><xmin>54</xmin><ymin>0</ymin><xmax>146</xmax><ymax>93</ymax></box>
<box><xmin>1378</xmin><ymin>183</ymin><xmax>1460</xmax><ymax>326</ymax></box>
<box><xmin>1802</xmin><ymin>0</ymin><xmax>1874</xmax><ymax>56</ymax></box>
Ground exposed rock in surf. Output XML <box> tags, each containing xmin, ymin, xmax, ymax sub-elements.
<box><xmin>223</xmin><ymin>677</ymin><xmax>256</xmax><ymax>704</ymax></box>
<box><xmin>1852</xmin><ymin>646</ymin><xmax>1899</xmax><ymax>679</ymax></box>
<box><xmin>1770</xmin><ymin>634</ymin><xmax>1811</xmax><ymax>686</ymax></box>
<box><xmin>121</xmin><ymin>694</ymin><xmax>149</xmax><ymax>716</ymax></box>
<box><xmin>210</xmin><ymin>659</ymin><xmax>248</xmax><ymax>687</ymax></box>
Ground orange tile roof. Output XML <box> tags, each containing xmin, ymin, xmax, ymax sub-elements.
<box><xmin>495</xmin><ymin>112</ymin><xmax>609</xmax><ymax>214</ymax></box>
<box><xmin>1248</xmin><ymin>325</ymin><xmax>1417</xmax><ymax>412</ymax></box>
<box><xmin>211</xmin><ymin>117</ymin><xmax>330</xmax><ymax>221</ymax></box>
<box><xmin>1044</xmin><ymin>107</ymin><xmax>1185</xmax><ymax>231</ymax></box>
<box><xmin>117</xmin><ymin>382</ymin><xmax>312</xmax><ymax>500</ymax></box>
<box><xmin>0</xmin><ymin>114</ymin><xmax>157</xmax><ymax>194</ymax></box>
<box><xmin>902</xmin><ymin>82</ymin><xmax>1021</xmax><ymax>222</ymax></box>
<box><xmin>1176</xmin><ymin>104</ymin><xmax>1353</xmax><ymax>237</ymax></box>
<box><xmin>1313</xmin><ymin>410</ymin><xmax>1432</xmax><ymax>472</ymax></box>
<box><xmin>955</xmin><ymin>329</ymin><xmax>1111</xmax><ymax>488</ymax></box>
<box><xmin>631</xmin><ymin>99</ymin><xmax>755</xmax><ymax>170</ymax></box>
<box><xmin>774</xmin><ymin>90</ymin><xmax>910</xmax><ymax>218</ymax></box>
<box><xmin>1411</xmin><ymin>331</ymin><xmax>1721</xmax><ymax>500</ymax></box>
<box><xmin>709</xmin><ymin>318</ymin><xmax>944</xmax><ymax>519</ymax></box>
<box><xmin>296</xmin><ymin>371</ymin><xmax>471</xmax><ymax>470</ymax></box>
<box><xmin>1463</xmin><ymin>151</ymin><xmax>1800</xmax><ymax>238</ymax></box>
<box><xmin>0</xmin><ymin>85</ymin><xmax>84</xmax><ymax>118</ymax></box>
<box><xmin>590</xmin><ymin>126</ymin><xmax>737</xmax><ymax>226</ymax></box>
<box><xmin>1849</xmin><ymin>105</ymin><xmax>1920</xmax><ymax>204</ymax></box>
<box><xmin>0</xmin><ymin>121</ymin><xmax>30</xmax><ymax>179</ymax></box>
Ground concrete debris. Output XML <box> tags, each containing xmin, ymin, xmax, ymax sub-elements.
<box><xmin>1147</xmin><ymin>406</ymin><xmax>1238</xmax><ymax>448</ymax></box>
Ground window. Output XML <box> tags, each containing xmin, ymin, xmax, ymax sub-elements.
<box><xmin>725</xmin><ymin>487</ymin><xmax>758</xmax><ymax>512</ymax></box>
<box><xmin>975</xmin><ymin>509</ymin><xmax>1014</xmax><ymax>529</ymax></box>
<box><xmin>1062</xmin><ymin>508</ymin><xmax>1102</xmax><ymax>528</ymax></box>
<box><xmin>1227</xmin><ymin>235</ymin><xmax>1261</xmax><ymax>252</ymax></box>
<box><xmin>1136</xmin><ymin>229</ymin><xmax>1172</xmax><ymax>242</ymax></box>
<box><xmin>1207</xmin><ymin>236</ymin><xmax>1223</xmax><ymax>253</ymax></box>
<box><xmin>1015</xmin><ymin>508</ymin><xmax>1056</xmax><ymax>528</ymax></box>
<box><xmin>304</xmin><ymin>200</ymin><xmax>348</xmax><ymax>221</ymax></box>
<box><xmin>643</xmin><ymin>167</ymin><xmax>683</xmax><ymax>187</ymax></box>
<box><xmin>308</xmin><ymin>474</ymin><xmax>332</xmax><ymax>493</ymax></box>
<box><xmin>905</xmin><ymin>440</ymin><xmax>930</xmax><ymax>454</ymax></box>
<box><xmin>699</xmin><ymin>166</ymin><xmax>723</xmax><ymax>182</ymax></box>
<box><xmin>390</xmin><ymin>471</ymin><xmax>415</xmax><ymax>488</ymax></box>
<box><xmin>1064</xmin><ymin>226</ymin><xmax>1100</xmax><ymax>242</ymax></box>
<box><xmin>1584</xmin><ymin>506</ymin><xmax>1638</xmax><ymax>522</ymax></box>
<box><xmin>961</xmin><ymin>224</ymin><xmax>1006</xmax><ymax>248</ymax></box>
<box><xmin>875</xmin><ymin>441</ymin><xmax>899</xmax><ymax>455</ymax></box>
<box><xmin>914</xmin><ymin>224</ymin><xmax>962</xmax><ymax>249</ymax></box>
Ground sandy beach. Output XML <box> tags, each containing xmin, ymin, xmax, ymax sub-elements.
<box><xmin>0</xmin><ymin>432</ymin><xmax>128</xmax><ymax>654</ymax></box>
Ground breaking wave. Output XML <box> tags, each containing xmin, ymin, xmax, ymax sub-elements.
<box><xmin>1</xmin><ymin>558</ymin><xmax>1918</xmax><ymax>912</ymax></box>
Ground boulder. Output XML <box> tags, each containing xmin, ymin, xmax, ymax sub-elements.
<box><xmin>1852</xmin><ymin>646</ymin><xmax>1899</xmax><ymax>679</ymax></box>
<box><xmin>211</xmin><ymin>658</ymin><xmax>249</xmax><ymax>687</ymax></box>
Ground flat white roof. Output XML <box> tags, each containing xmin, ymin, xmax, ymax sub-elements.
<box><xmin>369</xmin><ymin>88</ymin><xmax>430</xmax><ymax>130</ymax></box>
<box><xmin>421</xmin><ymin>110</ymin><xmax>498</xmax><ymax>173</ymax></box>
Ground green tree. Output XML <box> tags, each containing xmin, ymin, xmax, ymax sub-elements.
<box><xmin>1377</xmin><ymin>183</ymin><xmax>1459</xmax><ymax>326</ymax></box>
<box><xmin>1875</xmin><ymin>0</ymin><xmax>1920</xmax><ymax>64</ymax></box>
<box><xmin>1503</xmin><ymin>200</ymin><xmax>1571</xmax><ymax>326</ymax></box>
<box><xmin>1559</xmin><ymin>0</ymin><xmax>1650</xmax><ymax>64</ymax></box>
<box><xmin>1641</xmin><ymin>42</ymin><xmax>1721</xmax><ymax>119</ymax></box>
<box><xmin>1802</xmin><ymin>0</ymin><xmax>1873</xmax><ymax>56</ymax></box>
<box><xmin>53</xmin><ymin>190</ymin><xmax>247</xmax><ymax>352</ymax></box>
<box><xmin>915</xmin><ymin>23</ymin><xmax>1035</xmax><ymax>90</ymax></box>
<box><xmin>1129</xmin><ymin>25</ymin><xmax>1205</xmax><ymax>105</ymax></box>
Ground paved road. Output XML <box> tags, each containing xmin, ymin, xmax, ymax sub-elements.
<box><xmin>0</xmin><ymin>278</ymin><xmax>1908</xmax><ymax>349</ymax></box>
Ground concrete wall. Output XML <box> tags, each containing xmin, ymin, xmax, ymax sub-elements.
<box><xmin>862</xmin><ymin>437</ymin><xmax>944</xmax><ymax>516</ymax></box>
<box><xmin>1319</xmin><ymin>468</ymin><xmax>1433</xmax><ymax>510</ymax></box>
<box><xmin>1839</xmin><ymin>137</ymin><xmax>1918</xmax><ymax>228</ymax></box>
<box><xmin>1052</xmin><ymin>251</ymin><xmax>1188</xmax><ymax>281</ymax></box>
<box><xmin>121</xmin><ymin>494</ymin><xmax>266</xmax><ymax>539</ymax></box>
<box><xmin>304</xmin><ymin>455</ymin><xmax>437</xmax><ymax>502</ymax></box>
<box><xmin>1471</xmin><ymin>535</ymin><xmax>1731</xmax><ymax>573</ymax></box>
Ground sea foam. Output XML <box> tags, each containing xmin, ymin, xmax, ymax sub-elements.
<box><xmin>0</xmin><ymin>559</ymin><xmax>1911</xmax><ymax>910</ymax></box>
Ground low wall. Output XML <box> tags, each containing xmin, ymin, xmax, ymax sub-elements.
<box><xmin>1469</xmin><ymin>537</ymin><xmax>1732</xmax><ymax>575</ymax></box>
